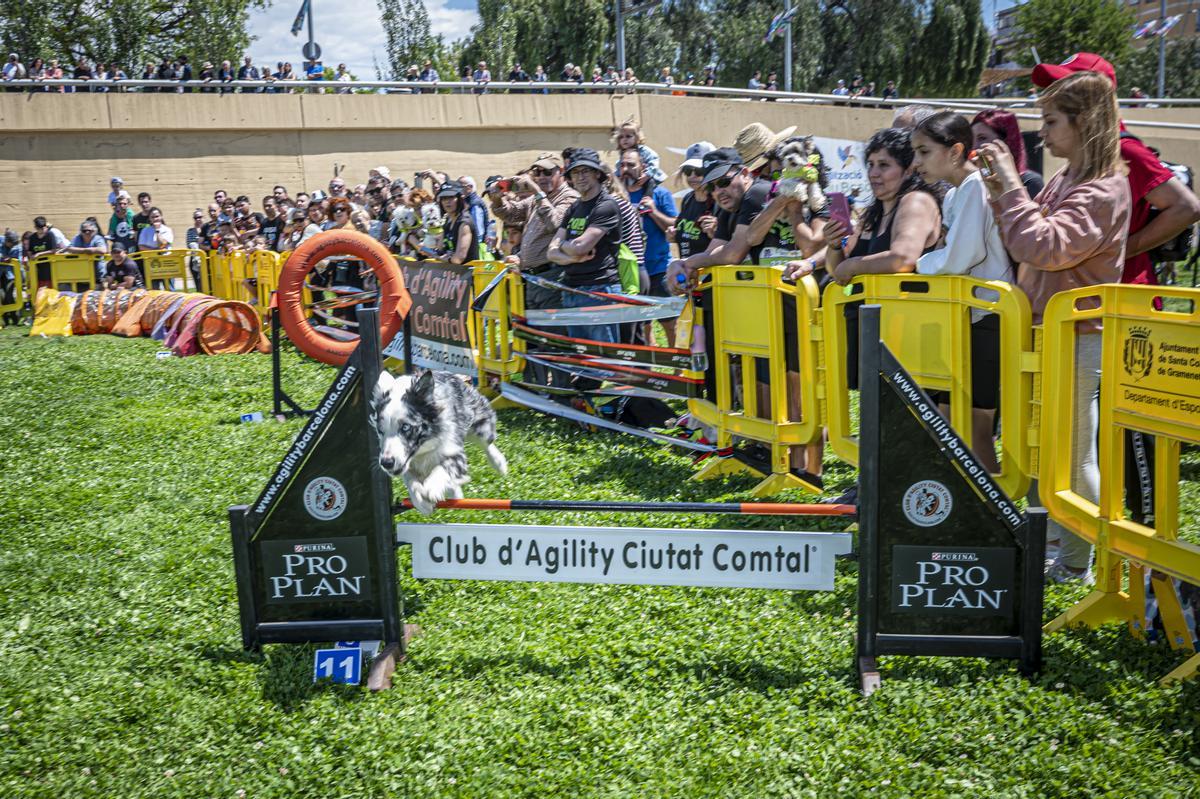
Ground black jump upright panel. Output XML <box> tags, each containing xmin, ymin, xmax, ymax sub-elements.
<box><xmin>855</xmin><ymin>305</ymin><xmax>1045</xmax><ymax>693</ymax></box>
<box><xmin>230</xmin><ymin>307</ymin><xmax>405</xmax><ymax>688</ymax></box>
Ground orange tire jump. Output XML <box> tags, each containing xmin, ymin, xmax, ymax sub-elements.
<box><xmin>278</xmin><ymin>230</ymin><xmax>412</xmax><ymax>365</ymax></box>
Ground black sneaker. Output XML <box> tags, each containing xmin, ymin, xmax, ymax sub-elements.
<box><xmin>790</xmin><ymin>469</ymin><xmax>824</xmax><ymax>491</ymax></box>
<box><xmin>821</xmin><ymin>484</ymin><xmax>858</xmax><ymax>506</ymax></box>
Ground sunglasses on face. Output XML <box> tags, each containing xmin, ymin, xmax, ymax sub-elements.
<box><xmin>333</xmin><ymin>207</ymin><xmax>349</xmax><ymax>214</ymax></box>
<box><xmin>530</xmin><ymin>167</ymin><xmax>555</xmax><ymax>177</ymax></box>
<box><xmin>682</xmin><ymin>167</ymin><xmax>704</xmax><ymax>177</ymax></box>
<box><xmin>710</xmin><ymin>175</ymin><xmax>736</xmax><ymax>190</ymax></box>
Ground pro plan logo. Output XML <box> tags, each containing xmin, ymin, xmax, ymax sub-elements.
<box><xmin>1123</xmin><ymin>326</ymin><xmax>1153</xmax><ymax>382</ymax></box>
<box><xmin>902</xmin><ymin>480</ymin><xmax>953</xmax><ymax>527</ymax></box>
<box><xmin>303</xmin><ymin>477</ymin><xmax>348</xmax><ymax>521</ymax></box>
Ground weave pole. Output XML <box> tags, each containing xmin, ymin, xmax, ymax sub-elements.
<box><xmin>394</xmin><ymin>498</ymin><xmax>857</xmax><ymax>517</ymax></box>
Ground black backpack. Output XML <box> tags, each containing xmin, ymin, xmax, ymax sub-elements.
<box><xmin>1120</xmin><ymin>132</ymin><xmax>1196</xmax><ymax>263</ymax></box>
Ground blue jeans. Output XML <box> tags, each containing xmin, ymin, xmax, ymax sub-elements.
<box><xmin>561</xmin><ymin>282</ymin><xmax>622</xmax><ymax>344</ymax></box>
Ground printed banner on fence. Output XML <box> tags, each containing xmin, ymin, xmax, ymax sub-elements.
<box><xmin>396</xmin><ymin>523</ymin><xmax>852</xmax><ymax>591</ymax></box>
<box><xmin>383</xmin><ymin>261</ymin><xmax>475</xmax><ymax>375</ymax></box>
<box><xmin>811</xmin><ymin>136</ymin><xmax>874</xmax><ymax>208</ymax></box>
<box><xmin>1113</xmin><ymin>316</ymin><xmax>1200</xmax><ymax>430</ymax></box>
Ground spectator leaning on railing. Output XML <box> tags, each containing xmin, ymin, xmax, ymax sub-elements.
<box><xmin>136</xmin><ymin>208</ymin><xmax>173</xmax><ymax>251</ymax></box>
<box><xmin>27</xmin><ymin>217</ymin><xmax>68</xmax><ymax>258</ymax></box>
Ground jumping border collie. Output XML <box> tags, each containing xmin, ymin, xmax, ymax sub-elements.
<box><xmin>370</xmin><ymin>369</ymin><xmax>507</xmax><ymax>515</ymax></box>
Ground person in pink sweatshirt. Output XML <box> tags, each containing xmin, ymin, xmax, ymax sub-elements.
<box><xmin>975</xmin><ymin>70</ymin><xmax>1130</xmax><ymax>583</ymax></box>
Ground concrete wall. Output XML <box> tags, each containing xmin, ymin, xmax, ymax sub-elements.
<box><xmin>2</xmin><ymin>91</ymin><xmax>1198</xmax><ymax>238</ymax></box>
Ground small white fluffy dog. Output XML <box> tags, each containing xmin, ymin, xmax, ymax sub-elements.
<box><xmin>417</xmin><ymin>203</ymin><xmax>445</xmax><ymax>257</ymax></box>
<box><xmin>775</xmin><ymin>136</ymin><xmax>827</xmax><ymax>214</ymax></box>
<box><xmin>370</xmin><ymin>370</ymin><xmax>507</xmax><ymax>515</ymax></box>
<box><xmin>391</xmin><ymin>206</ymin><xmax>420</xmax><ymax>256</ymax></box>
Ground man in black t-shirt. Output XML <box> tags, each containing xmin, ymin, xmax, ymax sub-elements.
<box><xmin>132</xmin><ymin>192</ymin><xmax>154</xmax><ymax>239</ymax></box>
<box><xmin>548</xmin><ymin>147</ymin><xmax>623</xmax><ymax>344</ymax></box>
<box><xmin>259</xmin><ymin>196</ymin><xmax>284</xmax><ymax>250</ymax></box>
<box><xmin>233</xmin><ymin>195</ymin><xmax>263</xmax><ymax>243</ymax></box>
<box><xmin>665</xmin><ymin>147</ymin><xmax>825</xmax><ymax>488</ymax></box>
<box><xmin>667</xmin><ymin>147</ymin><xmax>768</xmax><ymax>287</ymax></box>
<box><xmin>101</xmin><ymin>244</ymin><xmax>144</xmax><ymax>289</ymax></box>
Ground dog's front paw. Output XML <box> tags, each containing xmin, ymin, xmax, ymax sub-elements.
<box><xmin>408</xmin><ymin>487</ymin><xmax>439</xmax><ymax>516</ymax></box>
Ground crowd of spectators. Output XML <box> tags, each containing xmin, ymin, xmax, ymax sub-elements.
<box><xmin>3</xmin><ymin>53</ymin><xmax>1198</xmax><ymax>584</ymax></box>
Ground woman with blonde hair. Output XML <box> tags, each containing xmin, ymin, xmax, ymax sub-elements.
<box><xmin>977</xmin><ymin>70</ymin><xmax>1130</xmax><ymax>582</ymax></box>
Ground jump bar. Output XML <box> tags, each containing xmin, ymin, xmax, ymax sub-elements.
<box><xmin>394</xmin><ymin>498</ymin><xmax>857</xmax><ymax>517</ymax></box>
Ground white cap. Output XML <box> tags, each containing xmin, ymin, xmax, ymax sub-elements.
<box><xmin>681</xmin><ymin>141</ymin><xmax>716</xmax><ymax>170</ymax></box>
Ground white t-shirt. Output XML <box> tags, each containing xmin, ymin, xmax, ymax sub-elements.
<box><xmin>916</xmin><ymin>170</ymin><xmax>1012</xmax><ymax>319</ymax></box>
<box><xmin>137</xmin><ymin>224</ymin><xmax>174</xmax><ymax>251</ymax></box>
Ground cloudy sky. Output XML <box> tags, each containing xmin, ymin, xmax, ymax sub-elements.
<box><xmin>247</xmin><ymin>0</ymin><xmax>480</xmax><ymax>79</ymax></box>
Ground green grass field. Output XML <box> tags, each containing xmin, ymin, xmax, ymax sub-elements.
<box><xmin>1</xmin><ymin>327</ymin><xmax>1198</xmax><ymax>798</ymax></box>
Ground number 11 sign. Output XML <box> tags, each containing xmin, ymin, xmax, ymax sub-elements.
<box><xmin>313</xmin><ymin>647</ymin><xmax>363</xmax><ymax>684</ymax></box>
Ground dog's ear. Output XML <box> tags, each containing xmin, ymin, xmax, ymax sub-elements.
<box><xmin>369</xmin><ymin>371</ymin><xmax>395</xmax><ymax>429</ymax></box>
<box><xmin>413</xmin><ymin>369</ymin><xmax>435</xmax><ymax>397</ymax></box>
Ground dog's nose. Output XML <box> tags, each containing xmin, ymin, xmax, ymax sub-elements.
<box><xmin>379</xmin><ymin>454</ymin><xmax>396</xmax><ymax>471</ymax></box>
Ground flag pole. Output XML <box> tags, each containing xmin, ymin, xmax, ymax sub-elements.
<box><xmin>1158</xmin><ymin>0</ymin><xmax>1166</xmax><ymax>97</ymax></box>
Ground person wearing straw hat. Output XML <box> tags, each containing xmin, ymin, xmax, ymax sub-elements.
<box><xmin>733</xmin><ymin>123</ymin><xmax>797</xmax><ymax>170</ymax></box>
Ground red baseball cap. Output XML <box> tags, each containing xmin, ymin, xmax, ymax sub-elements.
<box><xmin>1031</xmin><ymin>52</ymin><xmax>1117</xmax><ymax>88</ymax></box>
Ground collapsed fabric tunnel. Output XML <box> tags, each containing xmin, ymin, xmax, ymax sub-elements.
<box><xmin>34</xmin><ymin>287</ymin><xmax>269</xmax><ymax>356</ymax></box>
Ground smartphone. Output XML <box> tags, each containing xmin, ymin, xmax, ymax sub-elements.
<box><xmin>969</xmin><ymin>149</ymin><xmax>993</xmax><ymax>177</ymax></box>
<box><xmin>827</xmin><ymin>192</ymin><xmax>852</xmax><ymax>231</ymax></box>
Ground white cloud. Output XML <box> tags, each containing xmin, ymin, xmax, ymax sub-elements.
<box><xmin>247</xmin><ymin>0</ymin><xmax>478</xmax><ymax>80</ymax></box>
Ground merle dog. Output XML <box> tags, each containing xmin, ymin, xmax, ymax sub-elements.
<box><xmin>370</xmin><ymin>369</ymin><xmax>507</xmax><ymax>515</ymax></box>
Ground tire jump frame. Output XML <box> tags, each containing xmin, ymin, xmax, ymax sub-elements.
<box><xmin>230</xmin><ymin>306</ymin><xmax>1046</xmax><ymax>693</ymax></box>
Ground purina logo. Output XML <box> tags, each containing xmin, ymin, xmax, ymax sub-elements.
<box><xmin>931</xmin><ymin>551</ymin><xmax>979</xmax><ymax>562</ymax></box>
<box><xmin>294</xmin><ymin>543</ymin><xmax>336</xmax><ymax>553</ymax></box>
<box><xmin>1122</xmin><ymin>326</ymin><xmax>1153</xmax><ymax>382</ymax></box>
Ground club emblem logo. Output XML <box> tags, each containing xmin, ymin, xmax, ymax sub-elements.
<box><xmin>1122</xmin><ymin>327</ymin><xmax>1153</xmax><ymax>382</ymax></box>
<box><xmin>902</xmin><ymin>480</ymin><xmax>953</xmax><ymax>527</ymax></box>
<box><xmin>303</xmin><ymin>477</ymin><xmax>348</xmax><ymax>521</ymax></box>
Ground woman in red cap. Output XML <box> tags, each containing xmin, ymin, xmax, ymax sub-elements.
<box><xmin>976</xmin><ymin>70</ymin><xmax>1130</xmax><ymax>583</ymax></box>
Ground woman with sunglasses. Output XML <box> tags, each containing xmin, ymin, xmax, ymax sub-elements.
<box><xmin>669</xmin><ymin>142</ymin><xmax>718</xmax><ymax>262</ymax></box>
<box><xmin>326</xmin><ymin>198</ymin><xmax>355</xmax><ymax>230</ymax></box>
<box><xmin>435</xmin><ymin>182</ymin><xmax>478</xmax><ymax>265</ymax></box>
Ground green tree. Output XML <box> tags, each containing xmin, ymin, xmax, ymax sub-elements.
<box><xmin>378</xmin><ymin>0</ymin><xmax>435</xmax><ymax>79</ymax></box>
<box><xmin>708</xmin><ymin>0</ymin><xmax>824</xmax><ymax>90</ymax></box>
<box><xmin>0</xmin><ymin>0</ymin><xmax>267</xmax><ymax>70</ymax></box>
<box><xmin>905</xmin><ymin>0</ymin><xmax>989</xmax><ymax>96</ymax></box>
<box><xmin>1122</xmin><ymin>37</ymin><xmax>1200</xmax><ymax>98</ymax></box>
<box><xmin>664</xmin><ymin>0</ymin><xmax>716</xmax><ymax>80</ymax></box>
<box><xmin>1014</xmin><ymin>0</ymin><xmax>1134</xmax><ymax>67</ymax></box>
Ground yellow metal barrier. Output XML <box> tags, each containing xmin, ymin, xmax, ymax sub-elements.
<box><xmin>132</xmin><ymin>248</ymin><xmax>203</xmax><ymax>291</ymax></box>
<box><xmin>1040</xmin><ymin>284</ymin><xmax>1200</xmax><ymax>684</ymax></box>
<box><xmin>470</xmin><ymin>260</ymin><xmax>525</xmax><ymax>402</ymax></box>
<box><xmin>248</xmin><ymin>250</ymin><xmax>284</xmax><ymax>313</ymax></box>
<box><xmin>687</xmin><ymin>265</ymin><xmax>825</xmax><ymax>496</ymax></box>
<box><xmin>822</xmin><ymin>274</ymin><xmax>1036</xmax><ymax>499</ymax></box>
<box><xmin>203</xmin><ymin>251</ymin><xmax>257</xmax><ymax>303</ymax></box>
<box><xmin>0</xmin><ymin>259</ymin><xmax>25</xmax><ymax>319</ymax></box>
<box><xmin>31</xmin><ymin>253</ymin><xmax>101</xmax><ymax>293</ymax></box>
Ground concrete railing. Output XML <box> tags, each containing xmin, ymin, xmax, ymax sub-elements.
<box><xmin>6</xmin><ymin>78</ymin><xmax>1200</xmax><ymax>115</ymax></box>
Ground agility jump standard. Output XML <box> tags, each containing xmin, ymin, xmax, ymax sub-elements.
<box><xmin>230</xmin><ymin>306</ymin><xmax>1045</xmax><ymax>694</ymax></box>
